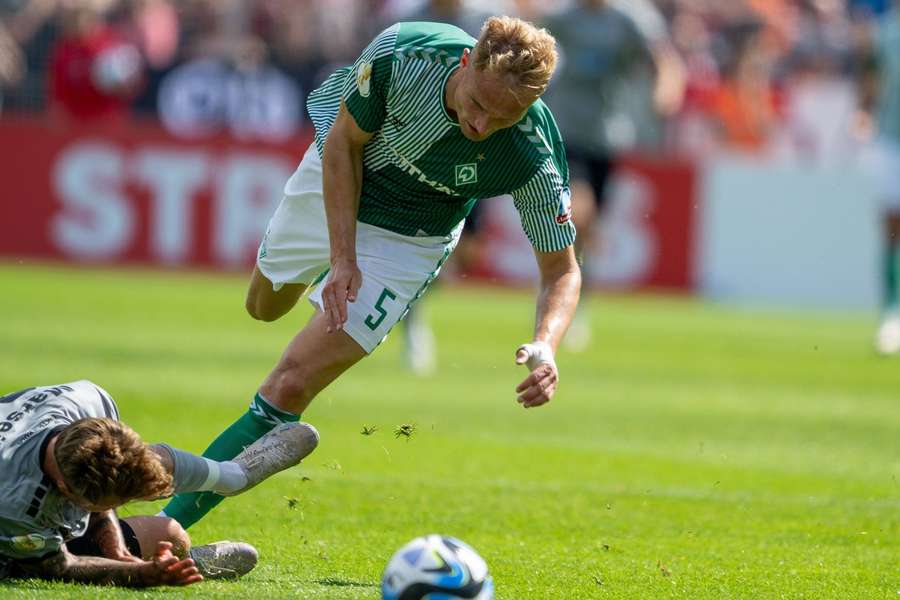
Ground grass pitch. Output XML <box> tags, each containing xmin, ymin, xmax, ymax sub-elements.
<box><xmin>0</xmin><ymin>263</ymin><xmax>897</xmax><ymax>599</ymax></box>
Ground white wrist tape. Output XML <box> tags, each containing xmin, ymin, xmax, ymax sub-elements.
<box><xmin>517</xmin><ymin>341</ymin><xmax>557</xmax><ymax>374</ymax></box>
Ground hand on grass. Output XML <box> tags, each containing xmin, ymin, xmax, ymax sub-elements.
<box><xmin>139</xmin><ymin>541</ymin><xmax>202</xmax><ymax>587</ymax></box>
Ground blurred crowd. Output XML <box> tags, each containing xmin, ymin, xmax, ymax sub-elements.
<box><xmin>0</xmin><ymin>0</ymin><xmax>895</xmax><ymax>159</ymax></box>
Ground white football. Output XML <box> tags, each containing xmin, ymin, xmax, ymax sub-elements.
<box><xmin>381</xmin><ymin>535</ymin><xmax>494</xmax><ymax>600</ymax></box>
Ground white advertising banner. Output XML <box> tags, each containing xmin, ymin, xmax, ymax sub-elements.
<box><xmin>699</xmin><ymin>158</ymin><xmax>882</xmax><ymax>310</ymax></box>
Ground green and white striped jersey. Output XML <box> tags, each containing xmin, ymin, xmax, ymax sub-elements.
<box><xmin>303</xmin><ymin>21</ymin><xmax>575</xmax><ymax>252</ymax></box>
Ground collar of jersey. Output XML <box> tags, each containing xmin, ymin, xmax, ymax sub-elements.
<box><xmin>440</xmin><ymin>63</ymin><xmax>462</xmax><ymax>127</ymax></box>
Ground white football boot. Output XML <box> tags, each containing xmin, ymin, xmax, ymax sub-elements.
<box><xmin>224</xmin><ymin>422</ymin><xmax>319</xmax><ymax>496</ymax></box>
<box><xmin>875</xmin><ymin>313</ymin><xmax>900</xmax><ymax>355</ymax></box>
<box><xmin>190</xmin><ymin>541</ymin><xmax>258</xmax><ymax>579</ymax></box>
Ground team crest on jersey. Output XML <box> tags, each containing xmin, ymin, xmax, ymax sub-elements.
<box><xmin>11</xmin><ymin>534</ymin><xmax>47</xmax><ymax>553</ymax></box>
<box><xmin>356</xmin><ymin>62</ymin><xmax>373</xmax><ymax>97</ymax></box>
<box><xmin>556</xmin><ymin>188</ymin><xmax>573</xmax><ymax>225</ymax></box>
<box><xmin>455</xmin><ymin>163</ymin><xmax>477</xmax><ymax>186</ymax></box>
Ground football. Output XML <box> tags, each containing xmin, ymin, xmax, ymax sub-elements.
<box><xmin>381</xmin><ymin>535</ymin><xmax>494</xmax><ymax>600</ymax></box>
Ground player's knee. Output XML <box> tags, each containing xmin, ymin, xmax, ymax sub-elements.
<box><xmin>161</xmin><ymin>518</ymin><xmax>191</xmax><ymax>558</ymax></box>
<box><xmin>246</xmin><ymin>296</ymin><xmax>282</xmax><ymax>322</ymax></box>
<box><xmin>245</xmin><ymin>297</ymin><xmax>262</xmax><ymax>321</ymax></box>
<box><xmin>267</xmin><ymin>363</ymin><xmax>314</xmax><ymax>412</ymax></box>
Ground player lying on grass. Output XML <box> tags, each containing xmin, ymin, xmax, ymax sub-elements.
<box><xmin>0</xmin><ymin>380</ymin><xmax>319</xmax><ymax>587</ymax></box>
<box><xmin>162</xmin><ymin>16</ymin><xmax>581</xmax><ymax>528</ymax></box>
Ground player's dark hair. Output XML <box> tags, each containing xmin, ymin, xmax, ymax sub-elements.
<box><xmin>54</xmin><ymin>418</ymin><xmax>173</xmax><ymax>505</ymax></box>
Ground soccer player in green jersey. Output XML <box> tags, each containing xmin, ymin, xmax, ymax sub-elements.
<box><xmin>871</xmin><ymin>3</ymin><xmax>900</xmax><ymax>354</ymax></box>
<box><xmin>162</xmin><ymin>16</ymin><xmax>581</xmax><ymax>528</ymax></box>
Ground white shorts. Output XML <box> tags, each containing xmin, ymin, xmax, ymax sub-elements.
<box><xmin>875</xmin><ymin>138</ymin><xmax>900</xmax><ymax>213</ymax></box>
<box><xmin>257</xmin><ymin>144</ymin><xmax>462</xmax><ymax>353</ymax></box>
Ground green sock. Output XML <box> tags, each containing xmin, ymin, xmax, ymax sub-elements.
<box><xmin>162</xmin><ymin>393</ymin><xmax>299</xmax><ymax>529</ymax></box>
<box><xmin>885</xmin><ymin>243</ymin><xmax>899</xmax><ymax>311</ymax></box>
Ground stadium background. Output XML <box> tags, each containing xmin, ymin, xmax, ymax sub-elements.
<box><xmin>0</xmin><ymin>0</ymin><xmax>890</xmax><ymax>308</ymax></box>
<box><xmin>1</xmin><ymin>1</ymin><xmax>898</xmax><ymax>599</ymax></box>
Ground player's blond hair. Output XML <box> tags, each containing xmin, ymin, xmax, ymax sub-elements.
<box><xmin>472</xmin><ymin>16</ymin><xmax>558</xmax><ymax>102</ymax></box>
<box><xmin>55</xmin><ymin>418</ymin><xmax>173</xmax><ymax>504</ymax></box>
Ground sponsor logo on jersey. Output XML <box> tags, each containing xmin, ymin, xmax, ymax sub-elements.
<box><xmin>455</xmin><ymin>163</ymin><xmax>478</xmax><ymax>186</ymax></box>
<box><xmin>11</xmin><ymin>534</ymin><xmax>47</xmax><ymax>553</ymax></box>
<box><xmin>0</xmin><ymin>385</ymin><xmax>73</xmax><ymax>440</ymax></box>
<box><xmin>356</xmin><ymin>62</ymin><xmax>373</xmax><ymax>97</ymax></box>
<box><xmin>556</xmin><ymin>188</ymin><xmax>572</xmax><ymax>225</ymax></box>
<box><xmin>395</xmin><ymin>154</ymin><xmax>455</xmax><ymax>196</ymax></box>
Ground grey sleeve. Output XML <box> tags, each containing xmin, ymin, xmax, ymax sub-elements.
<box><xmin>65</xmin><ymin>381</ymin><xmax>120</xmax><ymax>421</ymax></box>
<box><xmin>153</xmin><ymin>444</ymin><xmax>212</xmax><ymax>495</ymax></box>
<box><xmin>89</xmin><ymin>384</ymin><xmax>120</xmax><ymax>421</ymax></box>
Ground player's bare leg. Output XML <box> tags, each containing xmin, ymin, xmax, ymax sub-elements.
<box><xmin>260</xmin><ymin>309</ymin><xmax>368</xmax><ymax>415</ymax></box>
<box><xmin>124</xmin><ymin>515</ymin><xmax>259</xmax><ymax>579</ymax></box>
<box><xmin>245</xmin><ymin>266</ymin><xmax>308</xmax><ymax>322</ymax></box>
<box><xmin>163</xmin><ymin>308</ymin><xmax>366</xmax><ymax>527</ymax></box>
<box><xmin>123</xmin><ymin>516</ymin><xmax>191</xmax><ymax>559</ymax></box>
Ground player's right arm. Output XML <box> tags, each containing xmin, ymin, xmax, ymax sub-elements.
<box><xmin>320</xmin><ymin>101</ymin><xmax>374</xmax><ymax>333</ymax></box>
<box><xmin>15</xmin><ymin>541</ymin><xmax>200</xmax><ymax>587</ymax></box>
<box><xmin>319</xmin><ymin>25</ymin><xmax>396</xmax><ymax>333</ymax></box>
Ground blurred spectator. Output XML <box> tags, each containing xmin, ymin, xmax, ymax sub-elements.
<box><xmin>669</xmin><ymin>6</ymin><xmax>722</xmax><ymax>154</ymax></box>
<box><xmin>612</xmin><ymin>0</ymin><xmax>686</xmax><ymax>119</ymax></box>
<box><xmin>256</xmin><ymin>0</ymin><xmax>364</xmax><ymax>85</ymax></box>
<box><xmin>773</xmin><ymin>1</ymin><xmax>863</xmax><ymax>163</ymax></box>
<box><xmin>784</xmin><ymin>0</ymin><xmax>855</xmax><ymax>75</ymax></box>
<box><xmin>0</xmin><ymin>0</ymin><xmax>896</xmax><ymax>165</ymax></box>
<box><xmin>48</xmin><ymin>0</ymin><xmax>144</xmax><ymax>122</ymax></box>
<box><xmin>1</xmin><ymin>0</ymin><xmax>62</xmax><ymax>111</ymax></box>
<box><xmin>0</xmin><ymin>22</ymin><xmax>26</xmax><ymax>111</ymax></box>
<box><xmin>711</xmin><ymin>20</ymin><xmax>779</xmax><ymax>153</ymax></box>
<box><xmin>849</xmin><ymin>0</ymin><xmax>892</xmax><ymax>17</ymax></box>
<box><xmin>254</xmin><ymin>0</ymin><xmax>327</xmax><ymax>96</ymax></box>
<box><xmin>858</xmin><ymin>0</ymin><xmax>900</xmax><ymax>353</ymax></box>
<box><xmin>385</xmin><ymin>0</ymin><xmax>491</xmax><ymax>36</ymax></box>
<box><xmin>542</xmin><ymin>0</ymin><xmax>684</xmax><ymax>350</ymax></box>
<box><xmin>129</xmin><ymin>0</ymin><xmax>179</xmax><ymax>70</ymax></box>
<box><xmin>156</xmin><ymin>35</ymin><xmax>303</xmax><ymax>142</ymax></box>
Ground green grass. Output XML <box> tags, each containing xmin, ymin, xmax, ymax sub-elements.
<box><xmin>0</xmin><ymin>263</ymin><xmax>898</xmax><ymax>599</ymax></box>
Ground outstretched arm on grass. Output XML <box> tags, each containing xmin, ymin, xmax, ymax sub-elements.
<box><xmin>16</xmin><ymin>541</ymin><xmax>201</xmax><ymax>587</ymax></box>
<box><xmin>515</xmin><ymin>245</ymin><xmax>581</xmax><ymax>408</ymax></box>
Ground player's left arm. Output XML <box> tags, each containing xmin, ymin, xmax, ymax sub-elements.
<box><xmin>511</xmin><ymin>109</ymin><xmax>579</xmax><ymax>407</ymax></box>
<box><xmin>515</xmin><ymin>245</ymin><xmax>581</xmax><ymax>408</ymax></box>
<box><xmin>88</xmin><ymin>510</ymin><xmax>140</xmax><ymax>563</ymax></box>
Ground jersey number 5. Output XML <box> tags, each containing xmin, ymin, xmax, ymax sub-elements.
<box><xmin>364</xmin><ymin>288</ymin><xmax>397</xmax><ymax>330</ymax></box>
